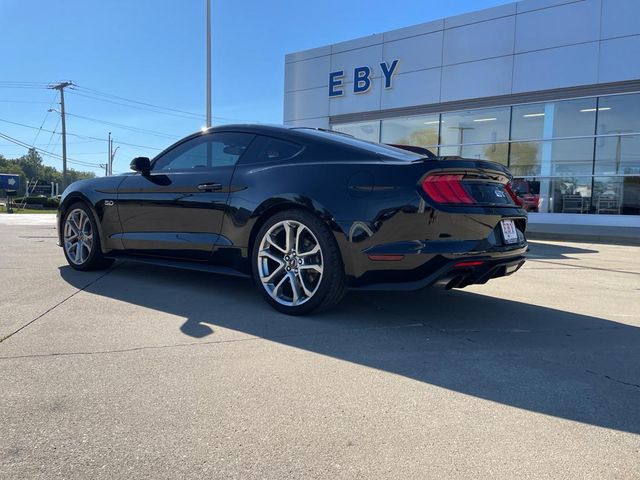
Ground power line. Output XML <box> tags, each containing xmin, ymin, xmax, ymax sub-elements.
<box><xmin>0</xmin><ymin>117</ymin><xmax>163</xmax><ymax>151</ymax></box>
<box><xmin>72</xmin><ymin>84</ymin><xmax>259</xmax><ymax>123</ymax></box>
<box><xmin>0</xmin><ymin>81</ymin><xmax>50</xmax><ymax>85</ymax></box>
<box><xmin>64</xmin><ymin>111</ymin><xmax>179</xmax><ymax>140</ymax></box>
<box><xmin>67</xmin><ymin>90</ymin><xmax>205</xmax><ymax>121</ymax></box>
<box><xmin>0</xmin><ymin>131</ymin><xmax>102</xmax><ymax>168</ymax></box>
<box><xmin>0</xmin><ymin>140</ymin><xmax>96</xmax><ymax>147</ymax></box>
<box><xmin>0</xmin><ymin>134</ymin><xmax>96</xmax><ymax>167</ymax></box>
<box><xmin>0</xmin><ymin>81</ymin><xmax>260</xmax><ymax>123</ymax></box>
<box><xmin>44</xmin><ymin>117</ymin><xmax>61</xmax><ymax>152</ymax></box>
<box><xmin>0</xmin><ymin>140</ymin><xmax>99</xmax><ymax>146</ymax></box>
<box><xmin>0</xmin><ymin>99</ymin><xmax>52</xmax><ymax>104</ymax></box>
<box><xmin>0</xmin><ymin>83</ymin><xmax>50</xmax><ymax>90</ymax></box>
<box><xmin>32</xmin><ymin>91</ymin><xmax>59</xmax><ymax>147</ymax></box>
<box><xmin>73</xmin><ymin>84</ymin><xmax>206</xmax><ymax>119</ymax></box>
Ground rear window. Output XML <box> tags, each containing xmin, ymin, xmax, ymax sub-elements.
<box><xmin>259</xmin><ymin>138</ymin><xmax>302</xmax><ymax>161</ymax></box>
<box><xmin>242</xmin><ymin>136</ymin><xmax>303</xmax><ymax>164</ymax></box>
<box><xmin>297</xmin><ymin>128</ymin><xmax>423</xmax><ymax>161</ymax></box>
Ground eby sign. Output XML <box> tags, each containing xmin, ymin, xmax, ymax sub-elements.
<box><xmin>328</xmin><ymin>60</ymin><xmax>399</xmax><ymax>98</ymax></box>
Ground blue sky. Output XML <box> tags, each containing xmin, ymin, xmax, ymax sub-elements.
<box><xmin>0</xmin><ymin>0</ymin><xmax>509</xmax><ymax>175</ymax></box>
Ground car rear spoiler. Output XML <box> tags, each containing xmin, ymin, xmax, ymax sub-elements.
<box><xmin>386</xmin><ymin>143</ymin><xmax>437</xmax><ymax>158</ymax></box>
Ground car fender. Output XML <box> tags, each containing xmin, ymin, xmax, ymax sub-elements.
<box><xmin>58</xmin><ymin>192</ymin><xmax>112</xmax><ymax>254</ymax></box>
<box><xmin>233</xmin><ymin>193</ymin><xmax>355</xmax><ymax>277</ymax></box>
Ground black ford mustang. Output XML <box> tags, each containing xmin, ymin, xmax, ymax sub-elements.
<box><xmin>58</xmin><ymin>125</ymin><xmax>527</xmax><ymax>314</ymax></box>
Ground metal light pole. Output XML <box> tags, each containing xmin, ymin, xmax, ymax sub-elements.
<box><xmin>206</xmin><ymin>0</ymin><xmax>212</xmax><ymax>128</ymax></box>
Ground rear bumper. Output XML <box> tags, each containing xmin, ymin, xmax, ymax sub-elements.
<box><xmin>350</xmin><ymin>253</ymin><xmax>526</xmax><ymax>291</ymax></box>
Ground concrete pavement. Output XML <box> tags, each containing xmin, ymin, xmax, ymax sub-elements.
<box><xmin>1</xmin><ymin>213</ymin><xmax>639</xmax><ymax>479</ymax></box>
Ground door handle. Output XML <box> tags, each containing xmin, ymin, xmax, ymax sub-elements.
<box><xmin>197</xmin><ymin>182</ymin><xmax>222</xmax><ymax>192</ymax></box>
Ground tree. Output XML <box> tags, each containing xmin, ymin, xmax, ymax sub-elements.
<box><xmin>0</xmin><ymin>150</ymin><xmax>95</xmax><ymax>195</ymax></box>
<box><xmin>483</xmin><ymin>142</ymin><xmax>539</xmax><ymax>176</ymax></box>
<box><xmin>67</xmin><ymin>169</ymin><xmax>95</xmax><ymax>183</ymax></box>
<box><xmin>15</xmin><ymin>148</ymin><xmax>44</xmax><ymax>180</ymax></box>
<box><xmin>397</xmin><ymin>128</ymin><xmax>439</xmax><ymax>151</ymax></box>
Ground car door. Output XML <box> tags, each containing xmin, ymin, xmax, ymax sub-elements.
<box><xmin>116</xmin><ymin>132</ymin><xmax>255</xmax><ymax>260</ymax></box>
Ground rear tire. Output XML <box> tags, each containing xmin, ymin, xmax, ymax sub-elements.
<box><xmin>252</xmin><ymin>209</ymin><xmax>346</xmax><ymax>315</ymax></box>
<box><xmin>62</xmin><ymin>202</ymin><xmax>114</xmax><ymax>271</ymax></box>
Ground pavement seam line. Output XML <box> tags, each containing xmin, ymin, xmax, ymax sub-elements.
<box><xmin>527</xmin><ymin>258</ymin><xmax>640</xmax><ymax>276</ymax></box>
<box><xmin>0</xmin><ymin>266</ymin><xmax>119</xmax><ymax>345</ymax></box>
<box><xmin>0</xmin><ymin>321</ymin><xmax>426</xmax><ymax>360</ymax></box>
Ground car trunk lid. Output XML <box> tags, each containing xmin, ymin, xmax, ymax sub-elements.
<box><xmin>417</xmin><ymin>157</ymin><xmax>521</xmax><ymax>208</ymax></box>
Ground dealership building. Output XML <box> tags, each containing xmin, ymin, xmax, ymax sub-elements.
<box><xmin>283</xmin><ymin>0</ymin><xmax>640</xmax><ymax>235</ymax></box>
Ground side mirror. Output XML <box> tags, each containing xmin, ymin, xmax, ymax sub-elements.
<box><xmin>130</xmin><ymin>157</ymin><xmax>151</xmax><ymax>174</ymax></box>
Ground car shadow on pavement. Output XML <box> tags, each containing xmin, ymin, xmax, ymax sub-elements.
<box><xmin>526</xmin><ymin>241</ymin><xmax>599</xmax><ymax>259</ymax></box>
<box><xmin>59</xmin><ymin>262</ymin><xmax>640</xmax><ymax>435</ymax></box>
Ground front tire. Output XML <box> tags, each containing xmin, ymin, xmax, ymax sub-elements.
<box><xmin>62</xmin><ymin>203</ymin><xmax>113</xmax><ymax>271</ymax></box>
<box><xmin>252</xmin><ymin>210</ymin><xmax>346</xmax><ymax>315</ymax></box>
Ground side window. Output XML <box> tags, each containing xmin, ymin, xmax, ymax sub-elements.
<box><xmin>210</xmin><ymin>132</ymin><xmax>255</xmax><ymax>166</ymax></box>
<box><xmin>153</xmin><ymin>137</ymin><xmax>209</xmax><ymax>171</ymax></box>
<box><xmin>241</xmin><ymin>136</ymin><xmax>303</xmax><ymax>164</ymax></box>
<box><xmin>152</xmin><ymin>133</ymin><xmax>254</xmax><ymax>172</ymax></box>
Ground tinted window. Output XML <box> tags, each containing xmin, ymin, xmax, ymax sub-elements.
<box><xmin>300</xmin><ymin>129</ymin><xmax>422</xmax><ymax>161</ymax></box>
<box><xmin>153</xmin><ymin>132</ymin><xmax>254</xmax><ymax>171</ymax></box>
<box><xmin>250</xmin><ymin>137</ymin><xmax>303</xmax><ymax>163</ymax></box>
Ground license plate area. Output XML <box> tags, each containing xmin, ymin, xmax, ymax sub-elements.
<box><xmin>500</xmin><ymin>219</ymin><xmax>518</xmax><ymax>245</ymax></box>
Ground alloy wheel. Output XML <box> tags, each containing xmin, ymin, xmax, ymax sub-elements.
<box><xmin>257</xmin><ymin>220</ymin><xmax>324</xmax><ymax>307</ymax></box>
<box><xmin>64</xmin><ymin>208</ymin><xmax>94</xmax><ymax>265</ymax></box>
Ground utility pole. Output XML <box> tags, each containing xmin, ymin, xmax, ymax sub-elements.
<box><xmin>206</xmin><ymin>0</ymin><xmax>212</xmax><ymax>128</ymax></box>
<box><xmin>110</xmin><ymin>143</ymin><xmax>119</xmax><ymax>175</ymax></box>
<box><xmin>49</xmin><ymin>81</ymin><xmax>73</xmax><ymax>189</ymax></box>
<box><xmin>107</xmin><ymin>132</ymin><xmax>112</xmax><ymax>175</ymax></box>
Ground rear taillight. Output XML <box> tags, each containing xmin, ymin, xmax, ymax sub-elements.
<box><xmin>504</xmin><ymin>183</ymin><xmax>524</xmax><ymax>207</ymax></box>
<box><xmin>421</xmin><ymin>174</ymin><xmax>475</xmax><ymax>204</ymax></box>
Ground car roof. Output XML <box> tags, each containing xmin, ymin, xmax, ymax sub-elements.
<box><xmin>158</xmin><ymin>124</ymin><xmax>422</xmax><ymax>162</ymax></box>
<box><xmin>203</xmin><ymin>124</ymin><xmax>339</xmax><ymax>142</ymax></box>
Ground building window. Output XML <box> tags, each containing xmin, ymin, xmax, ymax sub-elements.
<box><xmin>440</xmin><ymin>107</ymin><xmax>510</xmax><ymax>148</ymax></box>
<box><xmin>595</xmin><ymin>94</ymin><xmax>640</xmax><ymax>176</ymax></box>
<box><xmin>440</xmin><ymin>142</ymin><xmax>509</xmax><ymax>164</ymax></box>
<box><xmin>508</xmin><ymin>141</ymin><xmax>542</xmax><ymax>176</ymax></box>
<box><xmin>332</xmin><ymin>121</ymin><xmax>380</xmax><ymax>142</ymax></box>
<box><xmin>380</xmin><ymin>115</ymin><xmax>440</xmax><ymax>154</ymax></box>
<box><xmin>594</xmin><ymin>135</ymin><xmax>640</xmax><ymax>176</ymax></box>
<box><xmin>550</xmin><ymin>98</ymin><xmax>597</xmax><ymax>138</ymax></box>
<box><xmin>597</xmin><ymin>93</ymin><xmax>640</xmax><ymax>135</ymax></box>
<box><xmin>549</xmin><ymin>176</ymin><xmax>593</xmax><ymax>214</ymax></box>
<box><xmin>331</xmin><ymin>92</ymin><xmax>640</xmax><ymax>216</ymax></box>
<box><xmin>511</xmin><ymin>103</ymin><xmax>546</xmax><ymax>140</ymax></box>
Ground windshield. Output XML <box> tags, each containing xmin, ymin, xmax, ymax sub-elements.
<box><xmin>296</xmin><ymin>128</ymin><xmax>424</xmax><ymax>161</ymax></box>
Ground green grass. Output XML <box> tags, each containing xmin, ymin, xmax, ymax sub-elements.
<box><xmin>0</xmin><ymin>207</ymin><xmax>57</xmax><ymax>214</ymax></box>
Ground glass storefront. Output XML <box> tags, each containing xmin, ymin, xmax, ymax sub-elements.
<box><xmin>332</xmin><ymin>121</ymin><xmax>380</xmax><ymax>142</ymax></box>
<box><xmin>333</xmin><ymin>92</ymin><xmax>640</xmax><ymax>215</ymax></box>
